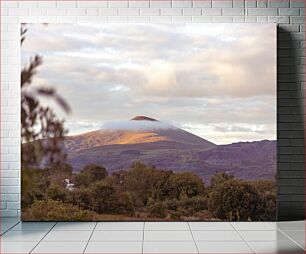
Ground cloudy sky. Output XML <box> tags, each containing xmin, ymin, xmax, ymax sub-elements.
<box><xmin>22</xmin><ymin>23</ymin><xmax>276</xmax><ymax>145</ymax></box>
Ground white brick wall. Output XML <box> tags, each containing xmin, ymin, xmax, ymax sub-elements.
<box><xmin>0</xmin><ymin>0</ymin><xmax>305</xmax><ymax>218</ymax></box>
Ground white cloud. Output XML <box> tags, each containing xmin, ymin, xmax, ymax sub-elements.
<box><xmin>22</xmin><ymin>23</ymin><xmax>276</xmax><ymax>144</ymax></box>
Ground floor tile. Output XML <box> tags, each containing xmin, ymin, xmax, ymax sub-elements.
<box><xmin>143</xmin><ymin>241</ymin><xmax>198</xmax><ymax>253</ymax></box>
<box><xmin>52</xmin><ymin>222</ymin><xmax>96</xmax><ymax>231</ymax></box>
<box><xmin>281</xmin><ymin>230</ymin><xmax>305</xmax><ymax>249</ymax></box>
<box><xmin>189</xmin><ymin>222</ymin><xmax>234</xmax><ymax>231</ymax></box>
<box><xmin>0</xmin><ymin>217</ymin><xmax>21</xmax><ymax>224</ymax></box>
<box><xmin>197</xmin><ymin>241</ymin><xmax>253</xmax><ymax>253</ymax></box>
<box><xmin>145</xmin><ymin>222</ymin><xmax>190</xmax><ymax>231</ymax></box>
<box><xmin>90</xmin><ymin>230</ymin><xmax>143</xmax><ymax>241</ymax></box>
<box><xmin>193</xmin><ymin>230</ymin><xmax>243</xmax><ymax>241</ymax></box>
<box><xmin>249</xmin><ymin>240</ymin><xmax>305</xmax><ymax>253</ymax></box>
<box><xmin>11</xmin><ymin>222</ymin><xmax>55</xmax><ymax>231</ymax></box>
<box><xmin>0</xmin><ymin>230</ymin><xmax>47</xmax><ymax>242</ymax></box>
<box><xmin>85</xmin><ymin>241</ymin><xmax>142</xmax><ymax>253</ymax></box>
<box><xmin>32</xmin><ymin>241</ymin><xmax>87</xmax><ymax>253</ymax></box>
<box><xmin>96</xmin><ymin>222</ymin><xmax>144</xmax><ymax>231</ymax></box>
<box><xmin>144</xmin><ymin>230</ymin><xmax>193</xmax><ymax>241</ymax></box>
<box><xmin>42</xmin><ymin>230</ymin><xmax>92</xmax><ymax>242</ymax></box>
<box><xmin>276</xmin><ymin>221</ymin><xmax>305</xmax><ymax>231</ymax></box>
<box><xmin>232</xmin><ymin>222</ymin><xmax>276</xmax><ymax>231</ymax></box>
<box><xmin>0</xmin><ymin>241</ymin><xmax>37</xmax><ymax>253</ymax></box>
<box><xmin>239</xmin><ymin>230</ymin><xmax>291</xmax><ymax>241</ymax></box>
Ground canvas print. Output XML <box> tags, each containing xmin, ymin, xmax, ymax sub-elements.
<box><xmin>21</xmin><ymin>23</ymin><xmax>276</xmax><ymax>221</ymax></box>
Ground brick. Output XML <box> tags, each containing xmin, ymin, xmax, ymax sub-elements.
<box><xmin>39</xmin><ymin>1</ymin><xmax>57</xmax><ymax>8</ymax></box>
<box><xmin>268</xmin><ymin>16</ymin><xmax>290</xmax><ymax>23</ymax></box>
<box><xmin>212</xmin><ymin>16</ymin><xmax>233</xmax><ymax>22</ymax></box>
<box><xmin>183</xmin><ymin>8</ymin><xmax>202</xmax><ymax>16</ymax></box>
<box><xmin>257</xmin><ymin>16</ymin><xmax>268</xmax><ymax>22</ymax></box>
<box><xmin>118</xmin><ymin>8</ymin><xmax>140</xmax><ymax>16</ymax></box>
<box><xmin>193</xmin><ymin>0</ymin><xmax>212</xmax><ymax>7</ymax></box>
<box><xmin>7</xmin><ymin>202</ymin><xmax>20</xmax><ymax>210</ymax></box>
<box><xmin>57</xmin><ymin>1</ymin><xmax>77</xmax><ymax>8</ymax></box>
<box><xmin>233</xmin><ymin>0</ymin><xmax>244</xmax><ymax>7</ymax></box>
<box><xmin>245</xmin><ymin>0</ymin><xmax>256</xmax><ymax>7</ymax></box>
<box><xmin>1</xmin><ymin>1</ymin><xmax>18</xmax><ymax>8</ymax></box>
<box><xmin>202</xmin><ymin>8</ymin><xmax>221</xmax><ymax>15</ymax></box>
<box><xmin>172</xmin><ymin>16</ymin><xmax>192</xmax><ymax>23</ymax></box>
<box><xmin>149</xmin><ymin>0</ymin><xmax>171</xmax><ymax>8</ymax></box>
<box><xmin>222</xmin><ymin>8</ymin><xmax>245</xmax><ymax>15</ymax></box>
<box><xmin>278</xmin><ymin>8</ymin><xmax>300</xmax><ymax>15</ymax></box>
<box><xmin>245</xmin><ymin>16</ymin><xmax>257</xmax><ymax>22</ymax></box>
<box><xmin>86</xmin><ymin>8</ymin><xmax>99</xmax><ymax>16</ymax></box>
<box><xmin>1</xmin><ymin>194</ymin><xmax>19</xmax><ymax>202</ymax></box>
<box><xmin>212</xmin><ymin>0</ymin><xmax>233</xmax><ymax>7</ymax></box>
<box><xmin>129</xmin><ymin>0</ymin><xmax>149</xmax><ymax>7</ymax></box>
<box><xmin>1</xmin><ymin>210</ymin><xmax>18</xmax><ymax>217</ymax></box>
<box><xmin>161</xmin><ymin>8</ymin><xmax>183</xmax><ymax>16</ymax></box>
<box><xmin>108</xmin><ymin>0</ymin><xmax>129</xmax><ymax>8</ymax></box>
<box><xmin>279</xmin><ymin>185</ymin><xmax>304</xmax><ymax>193</ymax></box>
<box><xmin>149</xmin><ymin>16</ymin><xmax>172</xmax><ymax>23</ymax></box>
<box><xmin>192</xmin><ymin>16</ymin><xmax>212</xmax><ymax>22</ymax></box>
<box><xmin>171</xmin><ymin>0</ymin><xmax>192</xmax><ymax>7</ymax></box>
<box><xmin>99</xmin><ymin>8</ymin><xmax>118</xmax><ymax>16</ymax></box>
<box><xmin>0</xmin><ymin>178</ymin><xmax>19</xmax><ymax>186</ymax></box>
<box><xmin>290</xmin><ymin>16</ymin><xmax>305</xmax><ymax>24</ymax></box>
<box><xmin>77</xmin><ymin>0</ymin><xmax>107</xmax><ymax>8</ymax></box>
<box><xmin>8</xmin><ymin>8</ymin><xmax>29</xmax><ymax>16</ymax></box>
<box><xmin>47</xmin><ymin>8</ymin><xmax>67</xmax><ymax>16</ymax></box>
<box><xmin>278</xmin><ymin>24</ymin><xmax>300</xmax><ymax>32</ymax></box>
<box><xmin>290</xmin><ymin>0</ymin><xmax>305</xmax><ymax>7</ymax></box>
<box><xmin>0</xmin><ymin>171</ymin><xmax>19</xmax><ymax>178</ymax></box>
<box><xmin>268</xmin><ymin>0</ymin><xmax>290</xmax><ymax>7</ymax></box>
<box><xmin>233</xmin><ymin>16</ymin><xmax>245</xmax><ymax>22</ymax></box>
<box><xmin>1</xmin><ymin>202</ymin><xmax>7</xmax><ymax>210</ymax></box>
<box><xmin>67</xmin><ymin>8</ymin><xmax>87</xmax><ymax>16</ymax></box>
<box><xmin>29</xmin><ymin>8</ymin><xmax>48</xmax><ymax>16</ymax></box>
<box><xmin>127</xmin><ymin>16</ymin><xmax>150</xmax><ymax>22</ymax></box>
<box><xmin>140</xmin><ymin>8</ymin><xmax>160</xmax><ymax>16</ymax></box>
<box><xmin>257</xmin><ymin>0</ymin><xmax>267</xmax><ymax>7</ymax></box>
<box><xmin>247</xmin><ymin>8</ymin><xmax>278</xmax><ymax>15</ymax></box>
<box><xmin>18</xmin><ymin>1</ymin><xmax>38</xmax><ymax>8</ymax></box>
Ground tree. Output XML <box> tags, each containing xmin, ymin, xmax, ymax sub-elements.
<box><xmin>89</xmin><ymin>182</ymin><xmax>118</xmax><ymax>214</ymax></box>
<box><xmin>210</xmin><ymin>172</ymin><xmax>234</xmax><ymax>188</ymax></box>
<box><xmin>21</xmin><ymin>25</ymin><xmax>70</xmax><ymax>168</ymax></box>
<box><xmin>74</xmin><ymin>164</ymin><xmax>108</xmax><ymax>187</ymax></box>
<box><xmin>208</xmin><ymin>178</ymin><xmax>263</xmax><ymax>221</ymax></box>
<box><xmin>146</xmin><ymin>198</ymin><xmax>167</xmax><ymax>218</ymax></box>
<box><xmin>168</xmin><ymin>172</ymin><xmax>205</xmax><ymax>200</ymax></box>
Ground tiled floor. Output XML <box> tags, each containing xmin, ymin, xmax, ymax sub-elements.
<box><xmin>0</xmin><ymin>218</ymin><xmax>304</xmax><ymax>253</ymax></box>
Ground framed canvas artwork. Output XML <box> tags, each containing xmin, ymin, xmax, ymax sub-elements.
<box><xmin>21</xmin><ymin>23</ymin><xmax>276</xmax><ymax>221</ymax></box>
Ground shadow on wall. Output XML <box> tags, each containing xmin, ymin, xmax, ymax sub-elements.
<box><xmin>277</xmin><ymin>27</ymin><xmax>305</xmax><ymax>221</ymax></box>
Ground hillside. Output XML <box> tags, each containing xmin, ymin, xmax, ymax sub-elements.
<box><xmin>61</xmin><ymin>116</ymin><xmax>276</xmax><ymax>182</ymax></box>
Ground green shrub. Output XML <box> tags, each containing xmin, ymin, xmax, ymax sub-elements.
<box><xmin>208</xmin><ymin>178</ymin><xmax>263</xmax><ymax>221</ymax></box>
<box><xmin>24</xmin><ymin>199</ymin><xmax>94</xmax><ymax>221</ymax></box>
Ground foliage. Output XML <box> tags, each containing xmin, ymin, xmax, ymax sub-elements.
<box><xmin>168</xmin><ymin>172</ymin><xmax>205</xmax><ymax>199</ymax></box>
<box><xmin>74</xmin><ymin>164</ymin><xmax>108</xmax><ymax>187</ymax></box>
<box><xmin>22</xmin><ymin>161</ymin><xmax>276</xmax><ymax>221</ymax></box>
<box><xmin>146</xmin><ymin>198</ymin><xmax>167</xmax><ymax>218</ymax></box>
<box><xmin>208</xmin><ymin>178</ymin><xmax>263</xmax><ymax>221</ymax></box>
<box><xmin>24</xmin><ymin>199</ymin><xmax>94</xmax><ymax>221</ymax></box>
<box><xmin>21</xmin><ymin>25</ymin><xmax>70</xmax><ymax>168</ymax></box>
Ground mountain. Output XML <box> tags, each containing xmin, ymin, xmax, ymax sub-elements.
<box><xmin>61</xmin><ymin>116</ymin><xmax>276</xmax><ymax>182</ymax></box>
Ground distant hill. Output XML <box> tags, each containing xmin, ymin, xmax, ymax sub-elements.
<box><xmin>61</xmin><ymin>116</ymin><xmax>276</xmax><ymax>182</ymax></box>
